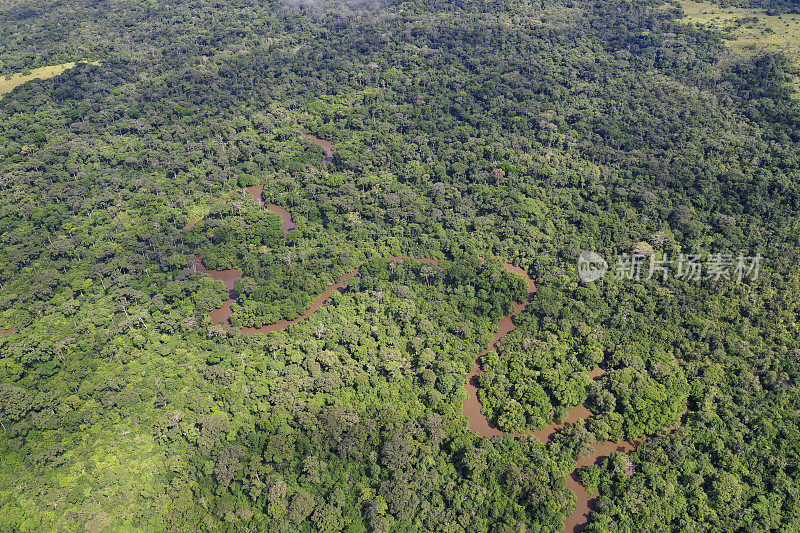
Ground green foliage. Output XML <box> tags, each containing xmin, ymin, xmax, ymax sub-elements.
<box><xmin>0</xmin><ymin>0</ymin><xmax>799</xmax><ymax>530</ymax></box>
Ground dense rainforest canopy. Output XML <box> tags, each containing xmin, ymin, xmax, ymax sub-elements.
<box><xmin>0</xmin><ymin>0</ymin><xmax>799</xmax><ymax>531</ymax></box>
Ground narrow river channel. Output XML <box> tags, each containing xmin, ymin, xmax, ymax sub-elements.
<box><xmin>194</xmin><ymin>120</ymin><xmax>673</xmax><ymax>533</ymax></box>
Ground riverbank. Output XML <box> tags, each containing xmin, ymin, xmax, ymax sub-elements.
<box><xmin>191</xmin><ymin>120</ymin><xmax>675</xmax><ymax>533</ymax></box>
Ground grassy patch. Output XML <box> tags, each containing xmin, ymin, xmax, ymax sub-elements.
<box><xmin>0</xmin><ymin>61</ymin><xmax>100</xmax><ymax>97</ymax></box>
<box><xmin>676</xmin><ymin>0</ymin><xmax>800</xmax><ymax>92</ymax></box>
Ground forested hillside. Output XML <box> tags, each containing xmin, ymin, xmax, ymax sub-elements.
<box><xmin>1</xmin><ymin>0</ymin><xmax>799</xmax><ymax>531</ymax></box>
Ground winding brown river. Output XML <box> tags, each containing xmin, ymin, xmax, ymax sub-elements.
<box><xmin>294</xmin><ymin>118</ymin><xmax>334</xmax><ymax>163</ymax></box>
<box><xmin>245</xmin><ymin>185</ymin><xmax>297</xmax><ymax>235</ymax></box>
<box><xmin>457</xmin><ymin>263</ymin><xmax>642</xmax><ymax>532</ymax></box>
<box><xmin>193</xmin><ymin>121</ymin><xmax>666</xmax><ymax>532</ymax></box>
<box><xmin>463</xmin><ymin>261</ymin><xmax>535</xmax><ymax>438</ymax></box>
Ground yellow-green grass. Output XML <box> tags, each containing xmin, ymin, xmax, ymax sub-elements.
<box><xmin>0</xmin><ymin>61</ymin><xmax>100</xmax><ymax>97</ymax></box>
<box><xmin>678</xmin><ymin>0</ymin><xmax>800</xmax><ymax>93</ymax></box>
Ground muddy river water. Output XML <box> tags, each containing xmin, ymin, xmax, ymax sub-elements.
<box><xmin>194</xmin><ymin>121</ymin><xmax>671</xmax><ymax>532</ymax></box>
